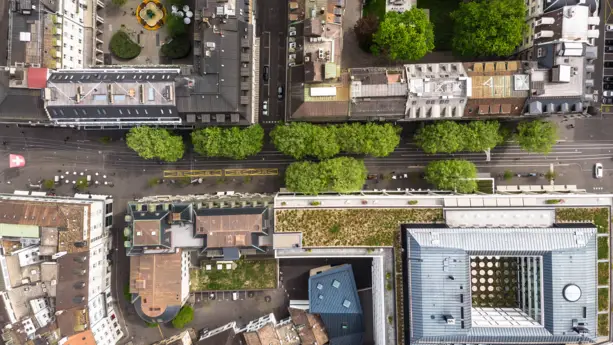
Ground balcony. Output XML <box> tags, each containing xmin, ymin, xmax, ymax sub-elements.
<box><xmin>96</xmin><ymin>15</ymin><xmax>104</xmax><ymax>23</ymax></box>
<box><xmin>96</xmin><ymin>37</ymin><xmax>103</xmax><ymax>44</ymax></box>
<box><xmin>96</xmin><ymin>47</ymin><xmax>103</xmax><ymax>54</ymax></box>
<box><xmin>97</xmin><ymin>0</ymin><xmax>105</xmax><ymax>7</ymax></box>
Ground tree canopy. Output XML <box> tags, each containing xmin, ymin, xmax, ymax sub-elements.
<box><xmin>515</xmin><ymin>120</ymin><xmax>558</xmax><ymax>154</ymax></box>
<box><xmin>191</xmin><ymin>125</ymin><xmax>264</xmax><ymax>159</ymax></box>
<box><xmin>451</xmin><ymin>0</ymin><xmax>526</xmax><ymax>57</ymax></box>
<box><xmin>354</xmin><ymin>14</ymin><xmax>379</xmax><ymax>52</ymax></box>
<box><xmin>424</xmin><ymin>160</ymin><xmax>477</xmax><ymax>193</ymax></box>
<box><xmin>415</xmin><ymin>121</ymin><xmax>503</xmax><ymax>154</ymax></box>
<box><xmin>161</xmin><ymin>34</ymin><xmax>191</xmax><ymax>59</ymax></box>
<box><xmin>171</xmin><ymin>306</ymin><xmax>194</xmax><ymax>329</ymax></box>
<box><xmin>371</xmin><ymin>8</ymin><xmax>434</xmax><ymax>61</ymax></box>
<box><xmin>126</xmin><ymin>127</ymin><xmax>184</xmax><ymax>162</ymax></box>
<box><xmin>285</xmin><ymin>157</ymin><xmax>368</xmax><ymax>194</ymax></box>
<box><xmin>111</xmin><ymin>0</ymin><xmax>127</xmax><ymax>6</ymax></box>
<box><xmin>166</xmin><ymin>14</ymin><xmax>187</xmax><ymax>37</ymax></box>
<box><xmin>271</xmin><ymin>122</ymin><xmax>400</xmax><ymax>159</ymax></box>
<box><xmin>110</xmin><ymin>31</ymin><xmax>141</xmax><ymax>59</ymax></box>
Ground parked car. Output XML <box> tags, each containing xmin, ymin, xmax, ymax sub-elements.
<box><xmin>605</xmin><ymin>46</ymin><xmax>613</xmax><ymax>53</ymax></box>
<box><xmin>263</xmin><ymin>66</ymin><xmax>269</xmax><ymax>82</ymax></box>
<box><xmin>603</xmin><ymin>97</ymin><xmax>613</xmax><ymax>104</ymax></box>
<box><xmin>607</xmin><ymin>25</ymin><xmax>613</xmax><ymax>31</ymax></box>
<box><xmin>605</xmin><ymin>61</ymin><xmax>613</xmax><ymax>68</ymax></box>
<box><xmin>595</xmin><ymin>163</ymin><xmax>604</xmax><ymax>179</ymax></box>
<box><xmin>262</xmin><ymin>100</ymin><xmax>268</xmax><ymax>116</ymax></box>
<box><xmin>605</xmin><ymin>76</ymin><xmax>613</xmax><ymax>82</ymax></box>
<box><xmin>277</xmin><ymin>86</ymin><xmax>284</xmax><ymax>100</ymax></box>
<box><xmin>604</xmin><ymin>91</ymin><xmax>613</xmax><ymax>97</ymax></box>
<box><xmin>605</xmin><ymin>84</ymin><xmax>613</xmax><ymax>90</ymax></box>
<box><xmin>606</xmin><ymin>40</ymin><xmax>613</xmax><ymax>46</ymax></box>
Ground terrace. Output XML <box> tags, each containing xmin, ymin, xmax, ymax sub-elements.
<box><xmin>189</xmin><ymin>259</ymin><xmax>277</xmax><ymax>291</ymax></box>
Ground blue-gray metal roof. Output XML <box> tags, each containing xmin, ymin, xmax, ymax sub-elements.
<box><xmin>406</xmin><ymin>226</ymin><xmax>598</xmax><ymax>344</ymax></box>
<box><xmin>308</xmin><ymin>264</ymin><xmax>364</xmax><ymax>343</ymax></box>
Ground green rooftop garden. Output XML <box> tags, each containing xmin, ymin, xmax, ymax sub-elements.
<box><xmin>190</xmin><ymin>259</ymin><xmax>277</xmax><ymax>291</ymax></box>
<box><xmin>599</xmin><ymin>288</ymin><xmax>609</xmax><ymax>312</ymax></box>
<box><xmin>599</xmin><ymin>314</ymin><xmax>609</xmax><ymax>337</ymax></box>
<box><xmin>556</xmin><ymin>208</ymin><xmax>609</xmax><ymax>234</ymax></box>
<box><xmin>599</xmin><ymin>237</ymin><xmax>609</xmax><ymax>260</ymax></box>
<box><xmin>275</xmin><ymin>208</ymin><xmax>443</xmax><ymax>247</ymax></box>
<box><xmin>599</xmin><ymin>263</ymin><xmax>610</xmax><ymax>286</ymax></box>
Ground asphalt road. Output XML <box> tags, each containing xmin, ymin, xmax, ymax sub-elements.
<box><xmin>256</xmin><ymin>0</ymin><xmax>287</xmax><ymax>124</ymax></box>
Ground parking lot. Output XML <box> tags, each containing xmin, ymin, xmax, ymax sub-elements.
<box><xmin>600</xmin><ymin>0</ymin><xmax>613</xmax><ymax>114</ymax></box>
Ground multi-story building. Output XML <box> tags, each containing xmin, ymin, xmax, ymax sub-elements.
<box><xmin>0</xmin><ymin>193</ymin><xmax>122</xmax><ymax>345</ymax></box>
<box><xmin>125</xmin><ymin>195</ymin><xmax>274</xmax><ymax>324</ymax></box>
<box><xmin>406</xmin><ymin>224</ymin><xmax>598</xmax><ymax>344</ymax></box>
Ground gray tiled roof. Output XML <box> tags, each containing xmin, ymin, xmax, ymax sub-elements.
<box><xmin>308</xmin><ymin>264</ymin><xmax>364</xmax><ymax>344</ymax></box>
<box><xmin>406</xmin><ymin>226</ymin><xmax>598</xmax><ymax>344</ymax></box>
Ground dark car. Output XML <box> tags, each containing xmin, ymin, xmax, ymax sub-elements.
<box><xmin>606</xmin><ymin>62</ymin><xmax>613</xmax><ymax>68</ymax></box>
<box><xmin>605</xmin><ymin>76</ymin><xmax>613</xmax><ymax>82</ymax></box>
<box><xmin>605</xmin><ymin>83</ymin><xmax>613</xmax><ymax>90</ymax></box>
<box><xmin>263</xmin><ymin>66</ymin><xmax>269</xmax><ymax>82</ymax></box>
<box><xmin>277</xmin><ymin>86</ymin><xmax>284</xmax><ymax>100</ymax></box>
<box><xmin>606</xmin><ymin>46</ymin><xmax>613</xmax><ymax>53</ymax></box>
<box><xmin>607</xmin><ymin>40</ymin><xmax>613</xmax><ymax>46</ymax></box>
<box><xmin>603</xmin><ymin>98</ymin><xmax>613</xmax><ymax>104</ymax></box>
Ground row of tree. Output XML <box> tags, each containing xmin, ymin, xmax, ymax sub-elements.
<box><xmin>355</xmin><ymin>0</ymin><xmax>526</xmax><ymax>61</ymax></box>
<box><xmin>270</xmin><ymin>122</ymin><xmax>401</xmax><ymax>160</ymax></box>
<box><xmin>285</xmin><ymin>157</ymin><xmax>368</xmax><ymax>195</ymax></box>
<box><xmin>415</xmin><ymin>120</ymin><xmax>558</xmax><ymax>154</ymax></box>
<box><xmin>126</xmin><ymin>125</ymin><xmax>264</xmax><ymax>162</ymax></box>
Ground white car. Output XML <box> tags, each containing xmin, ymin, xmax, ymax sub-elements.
<box><xmin>608</xmin><ymin>25</ymin><xmax>613</xmax><ymax>32</ymax></box>
<box><xmin>595</xmin><ymin>163</ymin><xmax>604</xmax><ymax>179</ymax></box>
<box><xmin>604</xmin><ymin>91</ymin><xmax>613</xmax><ymax>97</ymax></box>
<box><xmin>262</xmin><ymin>100</ymin><xmax>268</xmax><ymax>116</ymax></box>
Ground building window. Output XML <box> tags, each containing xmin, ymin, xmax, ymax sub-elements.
<box><xmin>537</xmin><ymin>47</ymin><xmax>544</xmax><ymax>58</ymax></box>
<box><xmin>78</xmin><ymin>59</ymin><xmax>82</xmax><ymax>64</ymax></box>
<box><xmin>78</xmin><ymin>39</ymin><xmax>82</xmax><ymax>43</ymax></box>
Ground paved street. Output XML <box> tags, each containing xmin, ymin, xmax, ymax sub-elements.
<box><xmin>601</xmin><ymin>0</ymin><xmax>613</xmax><ymax>115</ymax></box>
<box><xmin>257</xmin><ymin>0</ymin><xmax>288</xmax><ymax>124</ymax></box>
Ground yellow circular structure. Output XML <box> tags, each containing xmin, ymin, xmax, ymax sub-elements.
<box><xmin>136</xmin><ymin>0</ymin><xmax>166</xmax><ymax>31</ymax></box>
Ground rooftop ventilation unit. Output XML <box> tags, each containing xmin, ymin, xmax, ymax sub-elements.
<box><xmin>443</xmin><ymin>314</ymin><xmax>455</xmax><ymax>325</ymax></box>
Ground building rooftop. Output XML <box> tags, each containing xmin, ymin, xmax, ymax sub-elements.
<box><xmin>129</xmin><ymin>251</ymin><xmax>183</xmax><ymax>320</ymax></box>
<box><xmin>44</xmin><ymin>69</ymin><xmax>180</xmax><ymax>120</ymax></box>
<box><xmin>406</xmin><ymin>225</ymin><xmax>598</xmax><ymax>344</ymax></box>
<box><xmin>308</xmin><ymin>264</ymin><xmax>364</xmax><ymax>344</ymax></box>
<box><xmin>56</xmin><ymin>252</ymin><xmax>89</xmax><ymax>311</ymax></box>
<box><xmin>56</xmin><ymin>307</ymin><xmax>89</xmax><ymax>338</ymax></box>
<box><xmin>195</xmin><ymin>207</ymin><xmax>267</xmax><ymax>248</ymax></box>
<box><xmin>180</xmin><ymin>0</ymin><xmax>254</xmax><ymax>124</ymax></box>
<box><xmin>62</xmin><ymin>330</ymin><xmax>96</xmax><ymax>345</ymax></box>
<box><xmin>289</xmin><ymin>308</ymin><xmax>329</xmax><ymax>345</ymax></box>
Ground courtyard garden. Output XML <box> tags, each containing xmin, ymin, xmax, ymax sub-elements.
<box><xmin>110</xmin><ymin>30</ymin><xmax>142</xmax><ymax>59</ymax></box>
<box><xmin>275</xmin><ymin>208</ymin><xmax>443</xmax><ymax>247</ymax></box>
<box><xmin>556</xmin><ymin>207</ymin><xmax>610</xmax><ymax>336</ymax></box>
<box><xmin>189</xmin><ymin>259</ymin><xmax>277</xmax><ymax>291</ymax></box>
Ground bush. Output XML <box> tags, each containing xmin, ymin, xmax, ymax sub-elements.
<box><xmin>112</xmin><ymin>0</ymin><xmax>127</xmax><ymax>6</ymax></box>
<box><xmin>171</xmin><ymin>305</ymin><xmax>194</xmax><ymax>328</ymax></box>
<box><xmin>503</xmin><ymin>170</ymin><xmax>513</xmax><ymax>181</ymax></box>
<box><xmin>408</xmin><ymin>200</ymin><xmax>418</xmax><ymax>205</ymax></box>
<box><xmin>310</xmin><ymin>201</ymin><xmax>321</xmax><ymax>206</ymax></box>
<box><xmin>42</xmin><ymin>180</ymin><xmax>55</xmax><ymax>190</ymax></box>
<box><xmin>109</xmin><ymin>31</ymin><xmax>141</xmax><ymax>59</ymax></box>
<box><xmin>545</xmin><ymin>199</ymin><xmax>564</xmax><ymax>204</ymax></box>
<box><xmin>161</xmin><ymin>35</ymin><xmax>191</xmax><ymax>59</ymax></box>
<box><xmin>75</xmin><ymin>177</ymin><xmax>88</xmax><ymax>191</ymax></box>
<box><xmin>166</xmin><ymin>14</ymin><xmax>187</xmax><ymax>37</ymax></box>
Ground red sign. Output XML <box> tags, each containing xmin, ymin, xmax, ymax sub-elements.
<box><xmin>9</xmin><ymin>154</ymin><xmax>25</xmax><ymax>168</ymax></box>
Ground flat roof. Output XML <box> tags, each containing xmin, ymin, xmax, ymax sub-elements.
<box><xmin>195</xmin><ymin>208</ymin><xmax>266</xmax><ymax>248</ymax></box>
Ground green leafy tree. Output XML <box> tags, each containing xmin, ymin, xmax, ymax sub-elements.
<box><xmin>371</xmin><ymin>8</ymin><xmax>434</xmax><ymax>61</ymax></box>
<box><xmin>166</xmin><ymin>14</ymin><xmax>187</xmax><ymax>37</ymax></box>
<box><xmin>415</xmin><ymin>121</ymin><xmax>464</xmax><ymax>154</ymax></box>
<box><xmin>110</xmin><ymin>31</ymin><xmax>141</xmax><ymax>59</ymax></box>
<box><xmin>112</xmin><ymin>0</ymin><xmax>127</xmax><ymax>6</ymax></box>
<box><xmin>75</xmin><ymin>177</ymin><xmax>89</xmax><ymax>192</ymax></box>
<box><xmin>451</xmin><ymin>0</ymin><xmax>526</xmax><ymax>57</ymax></box>
<box><xmin>285</xmin><ymin>158</ymin><xmax>367</xmax><ymax>194</ymax></box>
<box><xmin>354</xmin><ymin>14</ymin><xmax>379</xmax><ymax>52</ymax></box>
<box><xmin>161</xmin><ymin>35</ymin><xmax>191</xmax><ymax>59</ymax></box>
<box><xmin>424</xmin><ymin>160</ymin><xmax>477</xmax><ymax>193</ymax></box>
<box><xmin>516</xmin><ymin>120</ymin><xmax>558</xmax><ymax>154</ymax></box>
<box><xmin>191</xmin><ymin>125</ymin><xmax>264</xmax><ymax>159</ymax></box>
<box><xmin>171</xmin><ymin>306</ymin><xmax>194</xmax><ymax>329</ymax></box>
<box><xmin>321</xmin><ymin>157</ymin><xmax>368</xmax><ymax>193</ymax></box>
<box><xmin>337</xmin><ymin>123</ymin><xmax>401</xmax><ymax>157</ymax></box>
<box><xmin>126</xmin><ymin>127</ymin><xmax>184</xmax><ymax>162</ymax></box>
<box><xmin>463</xmin><ymin>121</ymin><xmax>503</xmax><ymax>152</ymax></box>
<box><xmin>270</xmin><ymin>123</ymin><xmax>340</xmax><ymax>159</ymax></box>
<box><xmin>42</xmin><ymin>180</ymin><xmax>55</xmax><ymax>190</ymax></box>
<box><xmin>284</xmin><ymin>161</ymin><xmax>328</xmax><ymax>195</ymax></box>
